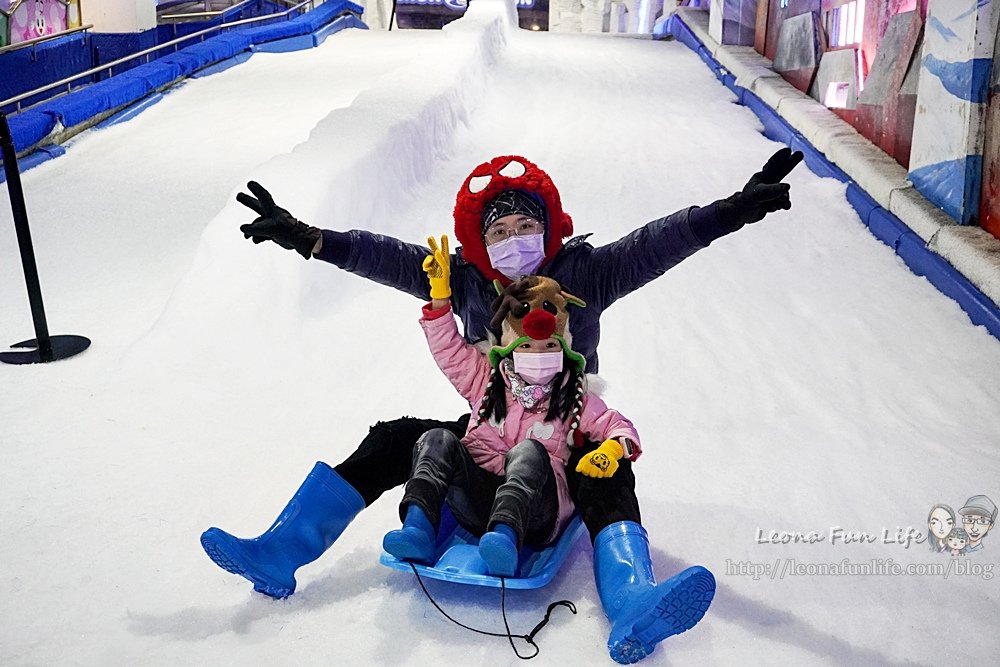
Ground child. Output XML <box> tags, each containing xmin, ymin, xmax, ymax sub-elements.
<box><xmin>946</xmin><ymin>527</ymin><xmax>969</xmax><ymax>557</ymax></box>
<box><xmin>382</xmin><ymin>234</ymin><xmax>641</xmax><ymax>576</ymax></box>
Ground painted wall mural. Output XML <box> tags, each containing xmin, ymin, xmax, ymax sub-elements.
<box><xmin>10</xmin><ymin>0</ymin><xmax>67</xmax><ymax>44</ymax></box>
<box><xmin>908</xmin><ymin>0</ymin><xmax>997</xmax><ymax>224</ymax></box>
<box><xmin>980</xmin><ymin>26</ymin><xmax>1000</xmax><ymax>239</ymax></box>
<box><xmin>1</xmin><ymin>0</ymin><xmax>81</xmax><ymax>47</ymax></box>
<box><xmin>855</xmin><ymin>10</ymin><xmax>923</xmax><ymax>166</ymax></box>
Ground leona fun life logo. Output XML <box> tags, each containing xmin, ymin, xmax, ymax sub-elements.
<box><xmin>754</xmin><ymin>494</ymin><xmax>996</xmax><ymax>553</ymax></box>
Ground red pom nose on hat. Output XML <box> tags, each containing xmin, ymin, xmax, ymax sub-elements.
<box><xmin>522</xmin><ymin>309</ymin><xmax>557</xmax><ymax>340</ymax></box>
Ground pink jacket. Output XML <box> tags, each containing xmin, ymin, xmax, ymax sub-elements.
<box><xmin>420</xmin><ymin>302</ymin><xmax>641</xmax><ymax>543</ymax></box>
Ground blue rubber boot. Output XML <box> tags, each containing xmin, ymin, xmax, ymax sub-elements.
<box><xmin>382</xmin><ymin>504</ymin><xmax>436</xmax><ymax>564</ymax></box>
<box><xmin>200</xmin><ymin>461</ymin><xmax>365</xmax><ymax>599</ymax></box>
<box><xmin>478</xmin><ymin>523</ymin><xmax>519</xmax><ymax>577</ymax></box>
<box><xmin>594</xmin><ymin>521</ymin><xmax>715</xmax><ymax>664</ymax></box>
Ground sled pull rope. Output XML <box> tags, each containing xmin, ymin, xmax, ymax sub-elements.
<box><xmin>408</xmin><ymin>563</ymin><xmax>576</xmax><ymax>660</ymax></box>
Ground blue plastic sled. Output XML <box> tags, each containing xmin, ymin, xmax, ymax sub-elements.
<box><xmin>380</xmin><ymin>508</ymin><xmax>587</xmax><ymax>590</ymax></box>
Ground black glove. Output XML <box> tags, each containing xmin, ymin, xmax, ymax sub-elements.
<box><xmin>717</xmin><ymin>147</ymin><xmax>804</xmax><ymax>232</ymax></box>
<box><xmin>237</xmin><ymin>181</ymin><xmax>321</xmax><ymax>260</ymax></box>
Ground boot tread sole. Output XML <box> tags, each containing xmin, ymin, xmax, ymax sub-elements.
<box><xmin>609</xmin><ymin>566</ymin><xmax>716</xmax><ymax>664</ymax></box>
<box><xmin>200</xmin><ymin>531</ymin><xmax>294</xmax><ymax>599</ymax></box>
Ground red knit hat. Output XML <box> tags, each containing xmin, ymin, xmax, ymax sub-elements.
<box><xmin>453</xmin><ymin>155</ymin><xmax>574</xmax><ymax>285</ymax></box>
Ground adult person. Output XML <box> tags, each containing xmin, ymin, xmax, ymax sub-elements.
<box><xmin>201</xmin><ymin>150</ymin><xmax>802</xmax><ymax>661</ymax></box>
<box><xmin>926</xmin><ymin>504</ymin><xmax>955</xmax><ymax>552</ymax></box>
<box><xmin>958</xmin><ymin>495</ymin><xmax>996</xmax><ymax>554</ymax></box>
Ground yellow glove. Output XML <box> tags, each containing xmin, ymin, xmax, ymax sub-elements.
<box><xmin>423</xmin><ymin>234</ymin><xmax>451</xmax><ymax>300</ymax></box>
<box><xmin>575</xmin><ymin>439</ymin><xmax>624</xmax><ymax>478</ymax></box>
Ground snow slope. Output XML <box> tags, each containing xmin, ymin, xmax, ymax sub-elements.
<box><xmin>2</xmin><ymin>2</ymin><xmax>999</xmax><ymax>665</ymax></box>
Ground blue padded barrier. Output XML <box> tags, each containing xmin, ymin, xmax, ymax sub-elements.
<box><xmin>846</xmin><ymin>183</ymin><xmax>879</xmax><ymax>226</ymax></box>
<box><xmin>868</xmin><ymin>207</ymin><xmax>912</xmax><ymax>250</ymax></box>
<box><xmin>0</xmin><ymin>33</ymin><xmax>92</xmax><ymax>112</ymax></box>
<box><xmin>117</xmin><ymin>61</ymin><xmax>185</xmax><ymax>90</ymax></box>
<box><xmin>0</xmin><ymin>145</ymin><xmax>64</xmax><ymax>185</ymax></box>
<box><xmin>40</xmin><ymin>75</ymin><xmax>150</xmax><ymax>129</ymax></box>
<box><xmin>790</xmin><ymin>134</ymin><xmax>850</xmax><ymax>182</ymax></box>
<box><xmin>254</xmin><ymin>13</ymin><xmax>367</xmax><ymax>52</ymax></box>
<box><xmin>5</xmin><ymin>1</ymin><xmax>362</xmax><ymax>153</ymax></box>
<box><xmin>667</xmin><ymin>12</ymin><xmax>1000</xmax><ymax>341</ymax></box>
<box><xmin>7</xmin><ymin>111</ymin><xmax>56</xmax><ymax>153</ymax></box>
<box><xmin>191</xmin><ymin>52</ymin><xmax>254</xmax><ymax>79</ymax></box>
<box><xmin>742</xmin><ymin>91</ymin><xmax>797</xmax><ymax>144</ymax></box>
<box><xmin>897</xmin><ymin>232</ymin><xmax>1000</xmax><ymax>339</ymax></box>
<box><xmin>697</xmin><ymin>46</ymin><xmax>721</xmax><ymax>75</ymax></box>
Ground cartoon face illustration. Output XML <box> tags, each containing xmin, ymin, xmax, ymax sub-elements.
<box><xmin>590</xmin><ymin>452</ymin><xmax>611</xmax><ymax>472</ymax></box>
<box><xmin>962</xmin><ymin>514</ymin><xmax>994</xmax><ymax>543</ymax></box>
<box><xmin>959</xmin><ymin>495</ymin><xmax>997</xmax><ymax>547</ymax></box>
<box><xmin>927</xmin><ymin>505</ymin><xmax>955</xmax><ymax>540</ymax></box>
<box><xmin>946</xmin><ymin>527</ymin><xmax>969</xmax><ymax>552</ymax></box>
<box><xmin>9</xmin><ymin>0</ymin><xmax>65</xmax><ymax>43</ymax></box>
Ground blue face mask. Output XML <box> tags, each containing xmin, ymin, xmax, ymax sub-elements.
<box><xmin>486</xmin><ymin>234</ymin><xmax>546</xmax><ymax>280</ymax></box>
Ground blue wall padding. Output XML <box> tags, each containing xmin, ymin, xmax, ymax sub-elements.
<box><xmin>40</xmin><ymin>75</ymin><xmax>149</xmax><ymax>128</ymax></box>
<box><xmin>790</xmin><ymin>135</ymin><xmax>850</xmax><ymax>182</ymax></box>
<box><xmin>92</xmin><ymin>29</ymin><xmax>160</xmax><ymax>77</ymax></box>
<box><xmin>661</xmin><ymin>12</ymin><xmax>1000</xmax><ymax>342</ymax></box>
<box><xmin>7</xmin><ymin>111</ymin><xmax>56</xmax><ymax>153</ymax></box>
<box><xmin>156</xmin><ymin>19</ymin><xmax>224</xmax><ymax>47</ymax></box>
<box><xmin>3</xmin><ymin>0</ymin><xmax>361</xmax><ymax>152</ymax></box>
<box><xmin>846</xmin><ymin>183</ymin><xmax>878</xmax><ymax>225</ymax></box>
<box><xmin>213</xmin><ymin>33</ymin><xmax>254</xmax><ymax>53</ymax></box>
<box><xmin>742</xmin><ymin>91</ymin><xmax>797</xmax><ymax>144</ymax></box>
<box><xmin>896</xmin><ymin>233</ymin><xmax>1000</xmax><ymax>339</ymax></box>
<box><xmin>244</xmin><ymin>19</ymin><xmax>306</xmax><ymax>42</ymax></box>
<box><xmin>118</xmin><ymin>61</ymin><xmax>185</xmax><ymax>89</ymax></box>
<box><xmin>661</xmin><ymin>14</ymin><xmax>702</xmax><ymax>52</ymax></box>
<box><xmin>697</xmin><ymin>46</ymin><xmax>722</xmax><ymax>78</ymax></box>
<box><xmin>867</xmin><ymin>207</ymin><xmax>912</xmax><ymax>250</ymax></box>
<box><xmin>0</xmin><ymin>33</ymin><xmax>92</xmax><ymax>112</ymax></box>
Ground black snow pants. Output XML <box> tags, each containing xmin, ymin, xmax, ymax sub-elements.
<box><xmin>334</xmin><ymin>414</ymin><xmax>641</xmax><ymax>542</ymax></box>
<box><xmin>400</xmin><ymin>428</ymin><xmax>558</xmax><ymax>546</ymax></box>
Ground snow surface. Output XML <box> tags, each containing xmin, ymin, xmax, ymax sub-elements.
<box><xmin>3</xmin><ymin>2</ymin><xmax>1000</xmax><ymax>664</ymax></box>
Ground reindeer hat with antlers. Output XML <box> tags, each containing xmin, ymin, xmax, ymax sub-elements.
<box><xmin>486</xmin><ymin>276</ymin><xmax>587</xmax><ymax>371</ymax></box>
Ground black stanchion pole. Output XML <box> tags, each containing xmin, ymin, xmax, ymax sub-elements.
<box><xmin>0</xmin><ymin>112</ymin><xmax>90</xmax><ymax>365</ymax></box>
<box><xmin>389</xmin><ymin>0</ymin><xmax>397</xmax><ymax>31</ymax></box>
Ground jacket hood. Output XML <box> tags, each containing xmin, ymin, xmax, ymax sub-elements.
<box><xmin>453</xmin><ymin>155</ymin><xmax>573</xmax><ymax>284</ymax></box>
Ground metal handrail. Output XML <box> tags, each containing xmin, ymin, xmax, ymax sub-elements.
<box><xmin>160</xmin><ymin>0</ymin><xmax>260</xmax><ymax>22</ymax></box>
<box><xmin>0</xmin><ymin>24</ymin><xmax>94</xmax><ymax>56</ymax></box>
<box><xmin>1</xmin><ymin>0</ymin><xmax>329</xmax><ymax>113</ymax></box>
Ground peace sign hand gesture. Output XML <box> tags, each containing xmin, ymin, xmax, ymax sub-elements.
<box><xmin>423</xmin><ymin>234</ymin><xmax>451</xmax><ymax>300</ymax></box>
<box><xmin>237</xmin><ymin>181</ymin><xmax>321</xmax><ymax>260</ymax></box>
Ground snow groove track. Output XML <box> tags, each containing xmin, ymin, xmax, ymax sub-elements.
<box><xmin>2</xmin><ymin>1</ymin><xmax>999</xmax><ymax>665</ymax></box>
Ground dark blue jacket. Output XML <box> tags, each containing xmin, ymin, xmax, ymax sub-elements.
<box><xmin>316</xmin><ymin>203</ymin><xmax>728</xmax><ymax>373</ymax></box>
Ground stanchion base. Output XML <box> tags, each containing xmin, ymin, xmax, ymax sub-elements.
<box><xmin>0</xmin><ymin>335</ymin><xmax>91</xmax><ymax>364</ymax></box>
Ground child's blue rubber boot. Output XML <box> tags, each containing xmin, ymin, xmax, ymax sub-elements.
<box><xmin>594</xmin><ymin>521</ymin><xmax>715</xmax><ymax>664</ymax></box>
<box><xmin>200</xmin><ymin>461</ymin><xmax>365</xmax><ymax>599</ymax></box>
<box><xmin>382</xmin><ymin>504</ymin><xmax>436</xmax><ymax>564</ymax></box>
<box><xmin>478</xmin><ymin>523</ymin><xmax>519</xmax><ymax>576</ymax></box>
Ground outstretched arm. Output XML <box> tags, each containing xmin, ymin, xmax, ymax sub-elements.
<box><xmin>587</xmin><ymin>148</ymin><xmax>803</xmax><ymax>309</ymax></box>
<box><xmin>420</xmin><ymin>234</ymin><xmax>492</xmax><ymax>402</ymax></box>
<box><xmin>237</xmin><ymin>181</ymin><xmax>432</xmax><ymax>300</ymax></box>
